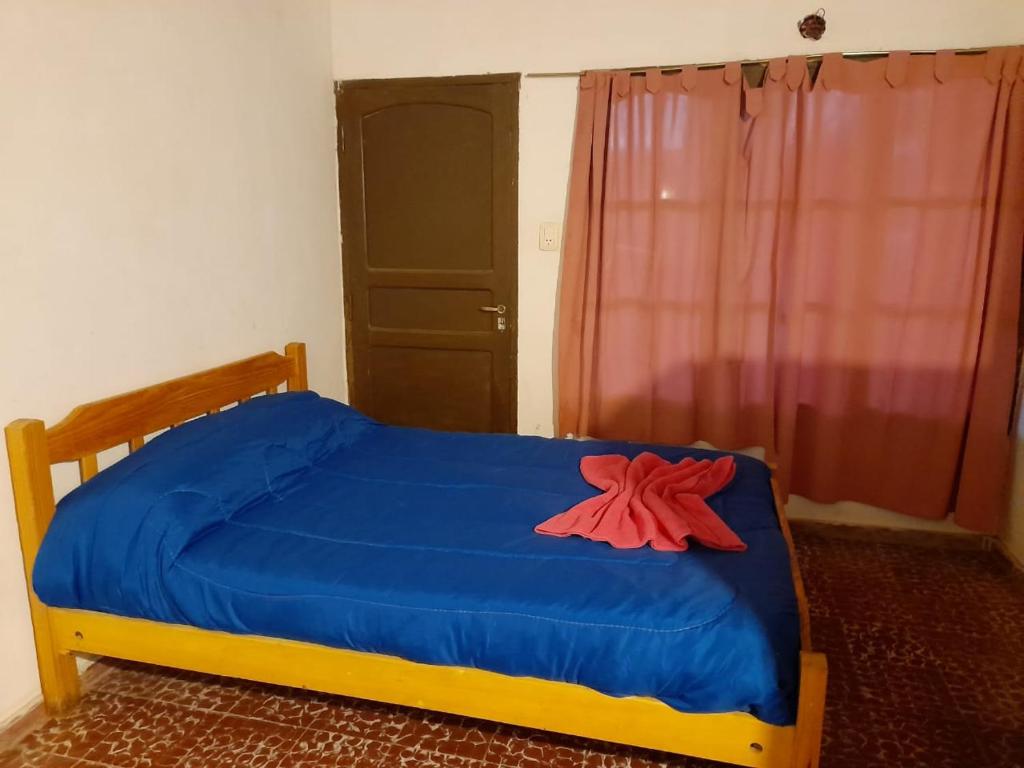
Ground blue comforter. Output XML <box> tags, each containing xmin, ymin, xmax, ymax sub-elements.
<box><xmin>34</xmin><ymin>392</ymin><xmax>799</xmax><ymax>724</ymax></box>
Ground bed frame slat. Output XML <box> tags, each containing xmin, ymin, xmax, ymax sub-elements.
<box><xmin>78</xmin><ymin>454</ymin><xmax>98</xmax><ymax>483</ymax></box>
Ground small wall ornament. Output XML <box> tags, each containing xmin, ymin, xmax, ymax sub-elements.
<box><xmin>798</xmin><ymin>9</ymin><xmax>826</xmax><ymax>41</ymax></box>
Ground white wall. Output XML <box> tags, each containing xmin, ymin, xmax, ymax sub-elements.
<box><xmin>331</xmin><ymin>0</ymin><xmax>1024</xmax><ymax>538</ymax></box>
<box><xmin>0</xmin><ymin>0</ymin><xmax>344</xmax><ymax>723</ymax></box>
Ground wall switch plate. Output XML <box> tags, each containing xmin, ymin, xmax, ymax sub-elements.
<box><xmin>539</xmin><ymin>221</ymin><xmax>561</xmax><ymax>252</ymax></box>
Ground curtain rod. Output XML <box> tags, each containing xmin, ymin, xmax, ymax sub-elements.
<box><xmin>523</xmin><ymin>46</ymin><xmax>993</xmax><ymax>79</ymax></box>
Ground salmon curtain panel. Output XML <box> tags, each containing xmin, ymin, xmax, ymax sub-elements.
<box><xmin>557</xmin><ymin>48</ymin><xmax>1024</xmax><ymax>533</ymax></box>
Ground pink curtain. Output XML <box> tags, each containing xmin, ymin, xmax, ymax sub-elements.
<box><xmin>557</xmin><ymin>48</ymin><xmax>1024</xmax><ymax>533</ymax></box>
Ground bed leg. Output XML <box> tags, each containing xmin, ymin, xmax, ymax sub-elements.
<box><xmin>6</xmin><ymin>419</ymin><xmax>81</xmax><ymax>714</ymax></box>
<box><xmin>792</xmin><ymin>651</ymin><xmax>827</xmax><ymax>768</ymax></box>
<box><xmin>33</xmin><ymin>606</ymin><xmax>80</xmax><ymax>714</ymax></box>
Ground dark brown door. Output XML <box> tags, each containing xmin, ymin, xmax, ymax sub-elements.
<box><xmin>337</xmin><ymin>74</ymin><xmax>519</xmax><ymax>433</ymax></box>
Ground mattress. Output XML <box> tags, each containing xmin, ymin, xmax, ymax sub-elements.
<box><xmin>33</xmin><ymin>392</ymin><xmax>800</xmax><ymax>725</ymax></box>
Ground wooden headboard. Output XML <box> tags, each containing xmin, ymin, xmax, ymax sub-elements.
<box><xmin>5</xmin><ymin>343</ymin><xmax>307</xmax><ymax>560</ymax></box>
<box><xmin>44</xmin><ymin>343</ymin><xmax>306</xmax><ymax>469</ymax></box>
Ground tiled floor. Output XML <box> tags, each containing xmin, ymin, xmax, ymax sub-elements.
<box><xmin>1</xmin><ymin>522</ymin><xmax>1023</xmax><ymax>768</ymax></box>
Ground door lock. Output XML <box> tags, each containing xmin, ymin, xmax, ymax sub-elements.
<box><xmin>480</xmin><ymin>304</ymin><xmax>507</xmax><ymax>332</ymax></box>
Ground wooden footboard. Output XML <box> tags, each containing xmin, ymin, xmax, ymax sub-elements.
<box><xmin>5</xmin><ymin>342</ymin><xmax>826</xmax><ymax>768</ymax></box>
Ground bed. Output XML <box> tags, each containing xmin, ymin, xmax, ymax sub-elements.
<box><xmin>6</xmin><ymin>344</ymin><xmax>826</xmax><ymax>768</ymax></box>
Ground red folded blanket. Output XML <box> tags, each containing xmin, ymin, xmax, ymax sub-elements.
<box><xmin>535</xmin><ymin>452</ymin><xmax>747</xmax><ymax>552</ymax></box>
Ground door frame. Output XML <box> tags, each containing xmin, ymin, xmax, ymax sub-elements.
<box><xmin>335</xmin><ymin>73</ymin><xmax>520</xmax><ymax>432</ymax></box>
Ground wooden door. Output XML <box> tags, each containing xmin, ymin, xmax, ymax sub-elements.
<box><xmin>337</xmin><ymin>74</ymin><xmax>519</xmax><ymax>433</ymax></box>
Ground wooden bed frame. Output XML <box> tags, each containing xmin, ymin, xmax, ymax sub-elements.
<box><xmin>6</xmin><ymin>343</ymin><xmax>827</xmax><ymax>768</ymax></box>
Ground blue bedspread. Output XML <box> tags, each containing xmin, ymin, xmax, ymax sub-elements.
<box><xmin>34</xmin><ymin>393</ymin><xmax>799</xmax><ymax>725</ymax></box>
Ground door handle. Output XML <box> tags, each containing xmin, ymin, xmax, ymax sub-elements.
<box><xmin>479</xmin><ymin>304</ymin><xmax>506</xmax><ymax>315</ymax></box>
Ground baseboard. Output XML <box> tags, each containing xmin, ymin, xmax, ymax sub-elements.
<box><xmin>993</xmin><ymin>536</ymin><xmax>1024</xmax><ymax>572</ymax></box>
<box><xmin>0</xmin><ymin>693</ymin><xmax>46</xmax><ymax>750</ymax></box>
<box><xmin>0</xmin><ymin>656</ymin><xmax>99</xmax><ymax>749</ymax></box>
<box><xmin>786</xmin><ymin>495</ymin><xmax>972</xmax><ymax>535</ymax></box>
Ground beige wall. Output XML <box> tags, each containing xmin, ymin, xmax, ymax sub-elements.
<box><xmin>0</xmin><ymin>0</ymin><xmax>344</xmax><ymax>723</ymax></box>
<box><xmin>331</xmin><ymin>0</ymin><xmax>1024</xmax><ymax>535</ymax></box>
<box><xmin>330</xmin><ymin>0</ymin><xmax>1024</xmax><ymax>80</ymax></box>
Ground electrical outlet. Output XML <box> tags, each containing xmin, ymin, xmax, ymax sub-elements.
<box><xmin>539</xmin><ymin>221</ymin><xmax>561</xmax><ymax>252</ymax></box>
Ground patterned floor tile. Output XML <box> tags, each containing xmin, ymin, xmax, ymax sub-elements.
<box><xmin>389</xmin><ymin>746</ymin><xmax>487</xmax><ymax>768</ymax></box>
<box><xmin>16</xmin><ymin>692</ymin><xmax>127</xmax><ymax>762</ymax></box>
<box><xmin>485</xmin><ymin>724</ymin><xmax>600</xmax><ymax>768</ymax></box>
<box><xmin>289</xmin><ymin>731</ymin><xmax>382</xmax><ymax>768</ymax></box>
<box><xmin>80</xmin><ymin>696</ymin><xmax>224</xmax><ymax>767</ymax></box>
<box><xmin>300</xmin><ymin>698</ymin><xmax>411</xmax><ymax>741</ymax></box>
<box><xmin>176</xmin><ymin>714</ymin><xmax>306</xmax><ymax>768</ymax></box>
<box><xmin>393</xmin><ymin>712</ymin><xmax>492</xmax><ymax>762</ymax></box>
<box><xmin>89</xmin><ymin>659</ymin><xmax>175</xmax><ymax>703</ymax></box>
<box><xmin>972</xmin><ymin>725</ymin><xmax>1024</xmax><ymax>768</ymax></box>
<box><xmin>0</xmin><ymin>748</ymin><xmax>79</xmax><ymax>768</ymax></box>
<box><xmin>153</xmin><ymin>670</ymin><xmax>257</xmax><ymax>714</ymax></box>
